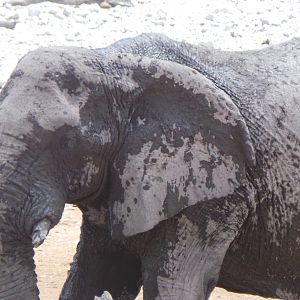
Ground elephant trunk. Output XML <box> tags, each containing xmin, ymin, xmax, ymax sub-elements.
<box><xmin>0</xmin><ymin>250</ymin><xmax>39</xmax><ymax>300</ymax></box>
<box><xmin>0</xmin><ymin>174</ymin><xmax>64</xmax><ymax>299</ymax></box>
<box><xmin>0</xmin><ymin>134</ymin><xmax>65</xmax><ymax>299</ymax></box>
<box><xmin>0</xmin><ymin>189</ymin><xmax>39</xmax><ymax>300</ymax></box>
<box><xmin>0</xmin><ymin>175</ymin><xmax>37</xmax><ymax>299</ymax></box>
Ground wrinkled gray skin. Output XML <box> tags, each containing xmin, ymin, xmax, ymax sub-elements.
<box><xmin>0</xmin><ymin>33</ymin><xmax>299</xmax><ymax>300</ymax></box>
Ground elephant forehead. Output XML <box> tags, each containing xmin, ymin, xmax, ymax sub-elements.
<box><xmin>112</xmin><ymin>133</ymin><xmax>242</xmax><ymax>237</ymax></box>
<box><xmin>0</xmin><ymin>48</ymin><xmax>88</xmax><ymax>135</ymax></box>
<box><xmin>0</xmin><ymin>85</ymin><xmax>82</xmax><ymax>141</ymax></box>
<box><xmin>0</xmin><ymin>48</ymin><xmax>143</xmax><ymax>135</ymax></box>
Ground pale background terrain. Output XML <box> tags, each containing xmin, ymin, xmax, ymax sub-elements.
<box><xmin>1</xmin><ymin>0</ymin><xmax>299</xmax><ymax>299</ymax></box>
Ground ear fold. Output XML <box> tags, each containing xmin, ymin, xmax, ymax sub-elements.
<box><xmin>108</xmin><ymin>55</ymin><xmax>255</xmax><ymax>238</ymax></box>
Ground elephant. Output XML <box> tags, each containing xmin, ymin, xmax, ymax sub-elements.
<box><xmin>0</xmin><ymin>33</ymin><xmax>299</xmax><ymax>300</ymax></box>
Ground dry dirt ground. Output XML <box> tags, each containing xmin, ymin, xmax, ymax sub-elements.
<box><xmin>35</xmin><ymin>204</ymin><xmax>276</xmax><ymax>300</ymax></box>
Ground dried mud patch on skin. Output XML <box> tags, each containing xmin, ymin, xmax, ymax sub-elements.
<box><xmin>34</xmin><ymin>204</ymin><xmax>276</xmax><ymax>300</ymax></box>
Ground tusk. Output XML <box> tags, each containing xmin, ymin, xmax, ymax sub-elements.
<box><xmin>95</xmin><ymin>291</ymin><xmax>113</xmax><ymax>300</ymax></box>
<box><xmin>32</xmin><ymin>218</ymin><xmax>52</xmax><ymax>248</ymax></box>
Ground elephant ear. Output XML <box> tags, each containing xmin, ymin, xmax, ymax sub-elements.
<box><xmin>109</xmin><ymin>55</ymin><xmax>255</xmax><ymax>238</ymax></box>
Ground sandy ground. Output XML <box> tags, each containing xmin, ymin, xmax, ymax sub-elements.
<box><xmin>34</xmin><ymin>204</ymin><xmax>277</xmax><ymax>300</ymax></box>
<box><xmin>1</xmin><ymin>0</ymin><xmax>300</xmax><ymax>87</ymax></box>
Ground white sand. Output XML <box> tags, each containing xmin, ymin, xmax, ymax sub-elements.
<box><xmin>0</xmin><ymin>0</ymin><xmax>299</xmax><ymax>87</ymax></box>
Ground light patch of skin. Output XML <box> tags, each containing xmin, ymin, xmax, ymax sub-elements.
<box><xmin>33</xmin><ymin>87</ymin><xmax>82</xmax><ymax>132</ymax></box>
<box><xmin>276</xmin><ymin>289</ymin><xmax>298</xmax><ymax>299</ymax></box>
<box><xmin>137</xmin><ymin>116</ymin><xmax>146</xmax><ymax>126</ymax></box>
<box><xmin>213</xmin><ymin>111</ymin><xmax>233</xmax><ymax>125</ymax></box>
<box><xmin>120</xmin><ymin>68</ymin><xmax>141</xmax><ymax>93</ymax></box>
<box><xmin>80</xmin><ymin>121</ymin><xmax>112</xmax><ymax>144</ymax></box>
<box><xmin>114</xmin><ymin>132</ymin><xmax>240</xmax><ymax>236</ymax></box>
<box><xmin>111</xmin><ymin>95</ymin><xmax>123</xmax><ymax>124</ymax></box>
<box><xmin>81</xmin><ymin>157</ymin><xmax>99</xmax><ymax>186</ymax></box>
<box><xmin>96</xmin><ymin>129</ymin><xmax>112</xmax><ymax>145</ymax></box>
<box><xmin>205</xmin><ymin>219</ymin><xmax>220</xmax><ymax>237</ymax></box>
<box><xmin>80</xmin><ymin>125</ymin><xmax>89</xmax><ymax>135</ymax></box>
<box><xmin>0</xmin><ymin>104</ymin><xmax>34</xmax><ymax>138</ymax></box>
<box><xmin>172</xmin><ymin>123</ymin><xmax>180</xmax><ymax>130</ymax></box>
<box><xmin>67</xmin><ymin>156</ymin><xmax>99</xmax><ymax>189</ymax></box>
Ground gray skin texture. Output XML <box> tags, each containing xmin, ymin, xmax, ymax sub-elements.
<box><xmin>0</xmin><ymin>34</ymin><xmax>299</xmax><ymax>300</ymax></box>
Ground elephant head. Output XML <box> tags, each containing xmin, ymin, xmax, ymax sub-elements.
<box><xmin>0</xmin><ymin>46</ymin><xmax>254</xmax><ymax>298</ymax></box>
